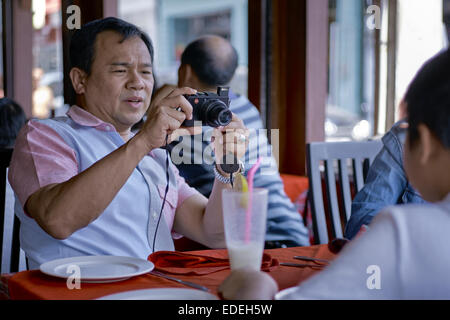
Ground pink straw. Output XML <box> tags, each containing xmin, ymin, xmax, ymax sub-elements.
<box><xmin>245</xmin><ymin>157</ymin><xmax>262</xmax><ymax>243</ymax></box>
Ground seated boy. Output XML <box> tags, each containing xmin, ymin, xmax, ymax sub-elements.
<box><xmin>219</xmin><ymin>48</ymin><xmax>450</xmax><ymax>299</ymax></box>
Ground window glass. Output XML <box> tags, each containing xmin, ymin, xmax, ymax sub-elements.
<box><xmin>327</xmin><ymin>0</ymin><xmax>447</xmax><ymax>141</ymax></box>
<box><xmin>32</xmin><ymin>0</ymin><xmax>64</xmax><ymax>119</ymax></box>
<box><xmin>326</xmin><ymin>0</ymin><xmax>376</xmax><ymax>141</ymax></box>
<box><xmin>395</xmin><ymin>0</ymin><xmax>447</xmax><ymax>120</ymax></box>
<box><xmin>118</xmin><ymin>0</ymin><xmax>248</xmax><ymax>96</ymax></box>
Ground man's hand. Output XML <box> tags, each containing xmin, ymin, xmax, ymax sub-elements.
<box><xmin>218</xmin><ymin>269</ymin><xmax>279</xmax><ymax>300</ymax></box>
<box><xmin>140</xmin><ymin>86</ymin><xmax>197</xmax><ymax>150</ymax></box>
<box><xmin>150</xmin><ymin>84</ymin><xmax>178</xmax><ymax>108</ymax></box>
<box><xmin>211</xmin><ymin>113</ymin><xmax>249</xmax><ymax>173</ymax></box>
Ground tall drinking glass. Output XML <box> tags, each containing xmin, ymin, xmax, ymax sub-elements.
<box><xmin>222</xmin><ymin>188</ymin><xmax>268</xmax><ymax>271</ymax></box>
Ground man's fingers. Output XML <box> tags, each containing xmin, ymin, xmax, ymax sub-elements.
<box><xmin>222</xmin><ymin>129</ymin><xmax>249</xmax><ymax>145</ymax></box>
<box><xmin>166</xmin><ymin>86</ymin><xmax>197</xmax><ymax>98</ymax></box>
<box><xmin>211</xmin><ymin>127</ymin><xmax>248</xmax><ymax>163</ymax></box>
<box><xmin>223</xmin><ymin>142</ymin><xmax>246</xmax><ymax>159</ymax></box>
<box><xmin>158</xmin><ymin>95</ymin><xmax>193</xmax><ymax>120</ymax></box>
<box><xmin>220</xmin><ymin>113</ymin><xmax>245</xmax><ymax>130</ymax></box>
<box><xmin>150</xmin><ymin>84</ymin><xmax>177</xmax><ymax>108</ymax></box>
<box><xmin>165</xmin><ymin>106</ymin><xmax>187</xmax><ymax>124</ymax></box>
<box><xmin>150</xmin><ymin>87</ymin><xmax>196</xmax><ymax>120</ymax></box>
<box><xmin>162</xmin><ymin>115</ymin><xmax>183</xmax><ymax>135</ymax></box>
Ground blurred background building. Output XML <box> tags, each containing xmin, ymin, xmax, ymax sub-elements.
<box><xmin>118</xmin><ymin>0</ymin><xmax>248</xmax><ymax>96</ymax></box>
<box><xmin>2</xmin><ymin>0</ymin><xmax>449</xmax><ymax>174</ymax></box>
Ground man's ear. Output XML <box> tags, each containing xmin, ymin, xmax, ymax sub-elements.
<box><xmin>178</xmin><ymin>64</ymin><xmax>188</xmax><ymax>87</ymax></box>
<box><xmin>178</xmin><ymin>64</ymin><xmax>197</xmax><ymax>88</ymax></box>
<box><xmin>417</xmin><ymin>124</ymin><xmax>436</xmax><ymax>165</ymax></box>
<box><xmin>69</xmin><ymin>68</ymin><xmax>88</xmax><ymax>95</ymax></box>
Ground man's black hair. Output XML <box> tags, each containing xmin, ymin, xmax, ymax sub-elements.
<box><xmin>404</xmin><ymin>49</ymin><xmax>450</xmax><ymax>149</ymax></box>
<box><xmin>0</xmin><ymin>97</ymin><xmax>27</xmax><ymax>148</ymax></box>
<box><xmin>181</xmin><ymin>36</ymin><xmax>238</xmax><ymax>86</ymax></box>
<box><xmin>70</xmin><ymin>17</ymin><xmax>154</xmax><ymax>75</ymax></box>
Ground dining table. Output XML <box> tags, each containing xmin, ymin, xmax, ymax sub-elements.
<box><xmin>0</xmin><ymin>244</ymin><xmax>336</xmax><ymax>300</ymax></box>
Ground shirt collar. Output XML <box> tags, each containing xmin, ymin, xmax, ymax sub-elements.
<box><xmin>66</xmin><ymin>105</ymin><xmax>116</xmax><ymax>132</ymax></box>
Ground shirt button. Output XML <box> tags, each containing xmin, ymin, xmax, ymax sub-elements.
<box><xmin>105</xmin><ymin>125</ymin><xmax>111</xmax><ymax>131</ymax></box>
<box><xmin>152</xmin><ymin>211</ymin><xmax>159</xmax><ymax>220</ymax></box>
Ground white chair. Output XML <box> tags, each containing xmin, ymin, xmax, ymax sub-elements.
<box><xmin>306</xmin><ymin>140</ymin><xmax>383</xmax><ymax>244</ymax></box>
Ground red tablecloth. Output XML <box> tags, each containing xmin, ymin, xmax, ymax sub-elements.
<box><xmin>1</xmin><ymin>245</ymin><xmax>335</xmax><ymax>300</ymax></box>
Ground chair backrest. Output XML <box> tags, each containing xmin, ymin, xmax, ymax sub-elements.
<box><xmin>306</xmin><ymin>140</ymin><xmax>383</xmax><ymax>244</ymax></box>
<box><xmin>1</xmin><ymin>148</ymin><xmax>23</xmax><ymax>273</ymax></box>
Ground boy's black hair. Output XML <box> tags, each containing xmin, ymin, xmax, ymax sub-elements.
<box><xmin>181</xmin><ymin>37</ymin><xmax>238</xmax><ymax>86</ymax></box>
<box><xmin>0</xmin><ymin>97</ymin><xmax>27</xmax><ymax>148</ymax></box>
<box><xmin>70</xmin><ymin>17</ymin><xmax>154</xmax><ymax>75</ymax></box>
<box><xmin>404</xmin><ymin>49</ymin><xmax>450</xmax><ymax>149</ymax></box>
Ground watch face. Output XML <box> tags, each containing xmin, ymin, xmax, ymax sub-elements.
<box><xmin>214</xmin><ymin>165</ymin><xmax>231</xmax><ymax>184</ymax></box>
<box><xmin>219</xmin><ymin>162</ymin><xmax>241</xmax><ymax>174</ymax></box>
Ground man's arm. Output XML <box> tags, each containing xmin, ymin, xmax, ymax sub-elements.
<box><xmin>25</xmin><ymin>132</ymin><xmax>151</xmax><ymax>239</ymax></box>
<box><xmin>22</xmin><ymin>87</ymin><xmax>197</xmax><ymax>240</ymax></box>
<box><xmin>172</xmin><ymin>178</ymin><xmax>230</xmax><ymax>248</ymax></box>
<box><xmin>172</xmin><ymin>113</ymin><xmax>249</xmax><ymax>248</ymax></box>
<box><xmin>344</xmin><ymin>130</ymin><xmax>408</xmax><ymax>239</ymax></box>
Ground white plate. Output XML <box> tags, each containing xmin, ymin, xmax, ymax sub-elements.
<box><xmin>274</xmin><ymin>286</ymin><xmax>298</xmax><ymax>300</ymax></box>
<box><xmin>40</xmin><ymin>255</ymin><xmax>154</xmax><ymax>283</ymax></box>
<box><xmin>97</xmin><ymin>288</ymin><xmax>219</xmax><ymax>300</ymax></box>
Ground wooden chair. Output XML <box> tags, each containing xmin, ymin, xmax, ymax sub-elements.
<box><xmin>1</xmin><ymin>148</ymin><xmax>23</xmax><ymax>273</ymax></box>
<box><xmin>306</xmin><ymin>140</ymin><xmax>383</xmax><ymax>244</ymax></box>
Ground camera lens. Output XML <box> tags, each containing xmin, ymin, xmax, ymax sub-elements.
<box><xmin>218</xmin><ymin>110</ymin><xmax>232</xmax><ymax>125</ymax></box>
<box><xmin>204</xmin><ymin>100</ymin><xmax>232</xmax><ymax>127</ymax></box>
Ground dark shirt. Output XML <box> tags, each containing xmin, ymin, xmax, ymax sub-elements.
<box><xmin>344</xmin><ymin>120</ymin><xmax>426</xmax><ymax>239</ymax></box>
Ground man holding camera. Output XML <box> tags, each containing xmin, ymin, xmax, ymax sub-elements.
<box><xmin>157</xmin><ymin>35</ymin><xmax>310</xmax><ymax>248</ymax></box>
<box><xmin>8</xmin><ymin>18</ymin><xmax>248</xmax><ymax>269</ymax></box>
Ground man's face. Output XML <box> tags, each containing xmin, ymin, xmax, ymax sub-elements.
<box><xmin>82</xmin><ymin>31</ymin><xmax>154</xmax><ymax>133</ymax></box>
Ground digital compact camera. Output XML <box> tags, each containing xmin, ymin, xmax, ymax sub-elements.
<box><xmin>182</xmin><ymin>87</ymin><xmax>232</xmax><ymax>128</ymax></box>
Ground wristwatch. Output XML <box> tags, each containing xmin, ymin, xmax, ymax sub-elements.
<box><xmin>213</xmin><ymin>160</ymin><xmax>244</xmax><ymax>184</ymax></box>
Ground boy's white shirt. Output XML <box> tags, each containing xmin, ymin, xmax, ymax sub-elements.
<box><xmin>277</xmin><ymin>193</ymin><xmax>450</xmax><ymax>300</ymax></box>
